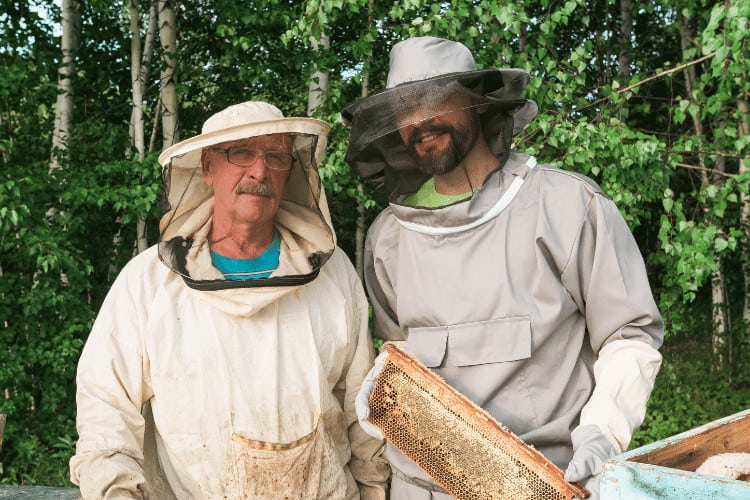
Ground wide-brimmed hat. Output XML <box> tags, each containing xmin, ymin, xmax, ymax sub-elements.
<box><xmin>386</xmin><ymin>35</ymin><xmax>526</xmax><ymax>93</ymax></box>
<box><xmin>158</xmin><ymin>101</ymin><xmax>330</xmax><ymax>170</ymax></box>
<box><xmin>341</xmin><ymin>37</ymin><xmax>537</xmax><ymax>180</ymax></box>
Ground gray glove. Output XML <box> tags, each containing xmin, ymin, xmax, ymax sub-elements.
<box><xmin>565</xmin><ymin>425</ymin><xmax>617</xmax><ymax>500</ymax></box>
<box><xmin>354</xmin><ymin>350</ymin><xmax>389</xmax><ymax>440</ymax></box>
<box><xmin>579</xmin><ymin>475</ymin><xmax>600</xmax><ymax>500</ymax></box>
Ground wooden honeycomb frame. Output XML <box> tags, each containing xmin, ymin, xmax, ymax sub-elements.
<box><xmin>368</xmin><ymin>343</ymin><xmax>589</xmax><ymax>500</ymax></box>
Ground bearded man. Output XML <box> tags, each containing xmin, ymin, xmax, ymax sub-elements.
<box><xmin>342</xmin><ymin>37</ymin><xmax>664</xmax><ymax>500</ymax></box>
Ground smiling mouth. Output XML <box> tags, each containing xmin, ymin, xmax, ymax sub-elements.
<box><xmin>410</xmin><ymin>127</ymin><xmax>449</xmax><ymax>147</ymax></box>
<box><xmin>417</xmin><ymin>133</ymin><xmax>442</xmax><ymax>143</ymax></box>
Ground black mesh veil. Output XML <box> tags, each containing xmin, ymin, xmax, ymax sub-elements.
<box><xmin>342</xmin><ymin>68</ymin><xmax>537</xmax><ymax>197</ymax></box>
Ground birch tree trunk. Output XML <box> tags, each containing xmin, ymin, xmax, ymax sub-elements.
<box><xmin>713</xmin><ymin>153</ymin><xmax>730</xmax><ymax>366</ymax></box>
<box><xmin>307</xmin><ymin>34</ymin><xmax>329</xmax><ymax>117</ymax></box>
<box><xmin>354</xmin><ymin>0</ymin><xmax>375</xmax><ymax>281</ymax></box>
<box><xmin>128</xmin><ymin>0</ymin><xmax>151</xmax><ymax>254</ymax></box>
<box><xmin>50</xmin><ymin>0</ymin><xmax>81</xmax><ymax>174</ymax></box>
<box><xmin>129</xmin><ymin>0</ymin><xmax>146</xmax><ymax>163</ymax></box>
<box><xmin>681</xmin><ymin>18</ymin><xmax>727</xmax><ymax>369</ymax></box>
<box><xmin>159</xmin><ymin>0</ymin><xmax>179</xmax><ymax>149</ymax></box>
<box><xmin>139</xmin><ymin>1</ymin><xmax>159</xmax><ymax>253</ymax></box>
<box><xmin>127</xmin><ymin>0</ymin><xmax>157</xmax><ymax>253</ymax></box>
<box><xmin>150</xmin><ymin>94</ymin><xmax>163</xmax><ymax>153</ymax></box>
<box><xmin>129</xmin><ymin>0</ymin><xmax>158</xmax><ymax>154</ymax></box>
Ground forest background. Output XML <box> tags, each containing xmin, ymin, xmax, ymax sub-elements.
<box><xmin>1</xmin><ymin>0</ymin><xmax>749</xmax><ymax>486</ymax></box>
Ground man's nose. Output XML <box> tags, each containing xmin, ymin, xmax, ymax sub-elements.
<box><xmin>242</xmin><ymin>155</ymin><xmax>268</xmax><ymax>179</ymax></box>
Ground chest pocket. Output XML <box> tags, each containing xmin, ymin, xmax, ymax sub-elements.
<box><xmin>406</xmin><ymin>317</ymin><xmax>531</xmax><ymax>368</ymax></box>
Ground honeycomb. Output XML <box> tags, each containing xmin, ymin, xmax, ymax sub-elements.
<box><xmin>369</xmin><ymin>344</ymin><xmax>589</xmax><ymax>500</ymax></box>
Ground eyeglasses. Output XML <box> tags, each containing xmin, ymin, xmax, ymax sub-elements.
<box><xmin>211</xmin><ymin>147</ymin><xmax>295</xmax><ymax>170</ymax></box>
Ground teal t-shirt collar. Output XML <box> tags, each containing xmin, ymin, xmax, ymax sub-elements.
<box><xmin>210</xmin><ymin>231</ymin><xmax>281</xmax><ymax>280</ymax></box>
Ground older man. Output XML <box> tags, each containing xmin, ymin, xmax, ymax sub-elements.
<box><xmin>343</xmin><ymin>37</ymin><xmax>664</xmax><ymax>499</ymax></box>
<box><xmin>70</xmin><ymin>101</ymin><xmax>389</xmax><ymax>499</ymax></box>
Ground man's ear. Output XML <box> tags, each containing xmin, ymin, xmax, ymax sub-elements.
<box><xmin>201</xmin><ymin>149</ymin><xmax>213</xmax><ymax>185</ymax></box>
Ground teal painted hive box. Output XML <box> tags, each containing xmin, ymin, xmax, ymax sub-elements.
<box><xmin>600</xmin><ymin>408</ymin><xmax>750</xmax><ymax>499</ymax></box>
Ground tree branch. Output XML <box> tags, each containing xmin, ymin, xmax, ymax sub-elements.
<box><xmin>616</xmin><ymin>52</ymin><xmax>716</xmax><ymax>95</ymax></box>
<box><xmin>676</xmin><ymin>162</ymin><xmax>734</xmax><ymax>178</ymax></box>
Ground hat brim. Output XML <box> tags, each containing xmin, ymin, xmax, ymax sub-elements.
<box><xmin>158</xmin><ymin>117</ymin><xmax>330</xmax><ymax>169</ymax></box>
<box><xmin>341</xmin><ymin>68</ymin><xmax>530</xmax><ymax>125</ymax></box>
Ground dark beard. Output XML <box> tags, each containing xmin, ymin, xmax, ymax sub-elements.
<box><xmin>415</xmin><ymin>133</ymin><xmax>461</xmax><ymax>175</ymax></box>
<box><xmin>408</xmin><ymin>114</ymin><xmax>480</xmax><ymax>176</ymax></box>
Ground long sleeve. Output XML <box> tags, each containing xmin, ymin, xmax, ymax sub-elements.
<box><xmin>70</xmin><ymin>261</ymin><xmax>154</xmax><ymax>499</ymax></box>
<box><xmin>561</xmin><ymin>193</ymin><xmax>664</xmax><ymax>452</ymax></box>
<box><xmin>364</xmin><ymin>212</ymin><xmax>405</xmax><ymax>343</ymax></box>
<box><xmin>357</xmin><ymin>159</ymin><xmax>664</xmax><ymax>475</ymax></box>
<box><xmin>338</xmin><ymin>251</ymin><xmax>390</xmax><ymax>499</ymax></box>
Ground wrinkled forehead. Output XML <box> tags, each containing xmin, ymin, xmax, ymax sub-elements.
<box><xmin>212</xmin><ymin>133</ymin><xmax>293</xmax><ymax>152</ymax></box>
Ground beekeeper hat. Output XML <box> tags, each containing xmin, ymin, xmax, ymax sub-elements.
<box><xmin>341</xmin><ymin>36</ymin><xmax>537</xmax><ymax>179</ymax></box>
<box><xmin>158</xmin><ymin>101</ymin><xmax>329</xmax><ymax>171</ymax></box>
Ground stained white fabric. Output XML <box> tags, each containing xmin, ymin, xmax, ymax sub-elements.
<box><xmin>70</xmin><ymin>244</ymin><xmax>389</xmax><ymax>499</ymax></box>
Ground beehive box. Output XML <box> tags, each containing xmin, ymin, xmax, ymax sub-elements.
<box><xmin>600</xmin><ymin>408</ymin><xmax>750</xmax><ymax>499</ymax></box>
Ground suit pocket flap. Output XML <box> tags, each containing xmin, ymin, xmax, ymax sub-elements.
<box><xmin>449</xmin><ymin>317</ymin><xmax>531</xmax><ymax>367</ymax></box>
<box><xmin>405</xmin><ymin>326</ymin><xmax>448</xmax><ymax>367</ymax></box>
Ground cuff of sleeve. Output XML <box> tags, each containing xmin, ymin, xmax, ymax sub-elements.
<box><xmin>349</xmin><ymin>455</ymin><xmax>391</xmax><ymax>500</ymax></box>
<box><xmin>70</xmin><ymin>449</ymin><xmax>149</xmax><ymax>499</ymax></box>
<box><xmin>579</xmin><ymin>339</ymin><xmax>662</xmax><ymax>451</ymax></box>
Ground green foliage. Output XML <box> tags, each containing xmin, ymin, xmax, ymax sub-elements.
<box><xmin>632</xmin><ymin>338</ymin><xmax>750</xmax><ymax>448</ymax></box>
<box><xmin>0</xmin><ymin>161</ymin><xmax>160</xmax><ymax>486</ymax></box>
<box><xmin>0</xmin><ymin>179</ymin><xmax>91</xmax><ymax>484</ymax></box>
<box><xmin>657</xmin><ymin>173</ymin><xmax>749</xmax><ymax>307</ymax></box>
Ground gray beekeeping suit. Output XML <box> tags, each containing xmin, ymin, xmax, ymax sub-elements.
<box><xmin>343</xmin><ymin>37</ymin><xmax>664</xmax><ymax>499</ymax></box>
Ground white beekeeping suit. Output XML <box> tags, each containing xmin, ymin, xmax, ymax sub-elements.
<box><xmin>71</xmin><ymin>101</ymin><xmax>390</xmax><ymax>499</ymax></box>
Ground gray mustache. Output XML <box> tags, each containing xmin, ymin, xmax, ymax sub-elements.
<box><xmin>235</xmin><ymin>181</ymin><xmax>275</xmax><ymax>197</ymax></box>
